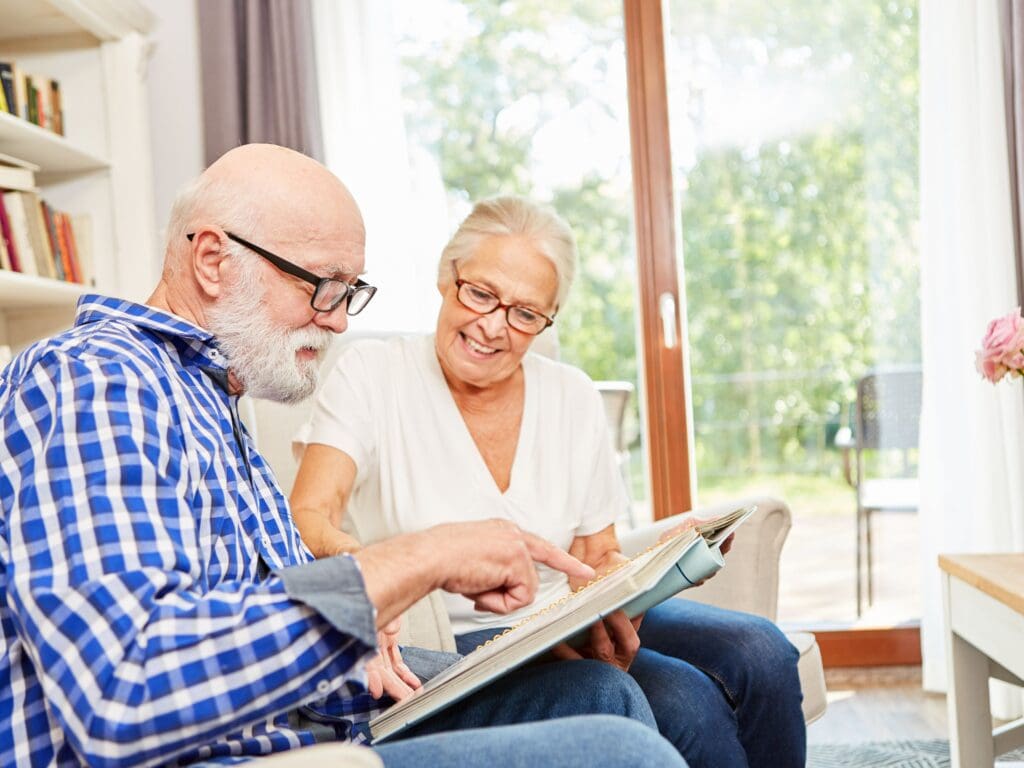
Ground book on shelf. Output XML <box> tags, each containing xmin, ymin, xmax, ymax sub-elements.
<box><xmin>0</xmin><ymin>195</ymin><xmax>21</xmax><ymax>273</ymax></box>
<box><xmin>57</xmin><ymin>211</ymin><xmax>82</xmax><ymax>283</ymax></box>
<box><xmin>0</xmin><ymin>60</ymin><xmax>64</xmax><ymax>136</ymax></box>
<box><xmin>1</xmin><ymin>192</ymin><xmax>38</xmax><ymax>277</ymax></box>
<box><xmin>0</xmin><ymin>220</ymin><xmax>9</xmax><ymax>272</ymax></box>
<box><xmin>0</xmin><ymin>163</ymin><xmax>35</xmax><ymax>192</ymax></box>
<box><xmin>0</xmin><ymin>63</ymin><xmax>15</xmax><ymax>117</ymax></box>
<box><xmin>0</xmin><ymin>152</ymin><xmax>38</xmax><ymax>196</ymax></box>
<box><xmin>26</xmin><ymin>191</ymin><xmax>56</xmax><ymax>279</ymax></box>
<box><xmin>40</xmin><ymin>203</ymin><xmax>64</xmax><ymax>281</ymax></box>
<box><xmin>70</xmin><ymin>213</ymin><xmax>92</xmax><ymax>285</ymax></box>
<box><xmin>369</xmin><ymin>504</ymin><xmax>757</xmax><ymax>743</ymax></box>
<box><xmin>12</xmin><ymin>63</ymin><xmax>26</xmax><ymax>122</ymax></box>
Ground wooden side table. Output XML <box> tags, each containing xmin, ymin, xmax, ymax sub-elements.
<box><xmin>940</xmin><ymin>554</ymin><xmax>1024</xmax><ymax>767</ymax></box>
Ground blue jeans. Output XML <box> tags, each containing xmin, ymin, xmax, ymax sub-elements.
<box><xmin>379</xmin><ymin>656</ymin><xmax>686</xmax><ymax>767</ymax></box>
<box><xmin>457</xmin><ymin>599</ymin><xmax>806</xmax><ymax>768</ymax></box>
<box><xmin>374</xmin><ymin>715</ymin><xmax>688</xmax><ymax>768</ymax></box>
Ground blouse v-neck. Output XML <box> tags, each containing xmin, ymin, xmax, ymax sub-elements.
<box><xmin>423</xmin><ymin>335</ymin><xmax>536</xmax><ymax>499</ymax></box>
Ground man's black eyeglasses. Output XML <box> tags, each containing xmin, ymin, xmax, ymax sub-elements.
<box><xmin>186</xmin><ymin>231</ymin><xmax>377</xmax><ymax>315</ymax></box>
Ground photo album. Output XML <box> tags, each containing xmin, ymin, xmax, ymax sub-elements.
<box><xmin>370</xmin><ymin>504</ymin><xmax>757</xmax><ymax>742</ymax></box>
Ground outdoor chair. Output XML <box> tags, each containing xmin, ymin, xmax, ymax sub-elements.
<box><xmin>595</xmin><ymin>380</ymin><xmax>639</xmax><ymax>529</ymax></box>
<box><xmin>834</xmin><ymin>366</ymin><xmax>922</xmax><ymax>617</ymax></box>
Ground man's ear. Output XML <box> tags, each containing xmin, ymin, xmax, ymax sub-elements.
<box><xmin>190</xmin><ymin>228</ymin><xmax>231</xmax><ymax>299</ymax></box>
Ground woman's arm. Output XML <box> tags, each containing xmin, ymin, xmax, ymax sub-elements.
<box><xmin>290</xmin><ymin>443</ymin><xmax>362</xmax><ymax>557</ymax></box>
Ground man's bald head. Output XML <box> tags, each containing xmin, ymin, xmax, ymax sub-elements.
<box><xmin>163</xmin><ymin>144</ymin><xmax>364</xmax><ymax>274</ymax></box>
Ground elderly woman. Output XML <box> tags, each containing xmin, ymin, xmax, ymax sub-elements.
<box><xmin>291</xmin><ymin>197</ymin><xmax>805</xmax><ymax>768</ymax></box>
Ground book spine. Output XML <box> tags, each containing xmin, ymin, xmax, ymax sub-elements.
<box><xmin>0</xmin><ymin>195</ymin><xmax>21</xmax><ymax>272</ymax></box>
<box><xmin>0</xmin><ymin>62</ymin><xmax>14</xmax><ymax>116</ymax></box>
<box><xmin>11</xmin><ymin>64</ymin><xmax>27</xmax><ymax>121</ymax></box>
<box><xmin>69</xmin><ymin>214</ymin><xmax>91</xmax><ymax>285</ymax></box>
<box><xmin>0</xmin><ymin>216</ymin><xmax>10</xmax><ymax>271</ymax></box>
<box><xmin>51</xmin><ymin>80</ymin><xmax>62</xmax><ymax>135</ymax></box>
<box><xmin>41</xmin><ymin>202</ymin><xmax>64</xmax><ymax>281</ymax></box>
<box><xmin>0</xmin><ymin>165</ymin><xmax>36</xmax><ymax>192</ymax></box>
<box><xmin>23</xmin><ymin>192</ymin><xmax>55</xmax><ymax>278</ymax></box>
<box><xmin>1</xmin><ymin>192</ymin><xmax>36</xmax><ymax>276</ymax></box>
<box><xmin>56</xmin><ymin>212</ymin><xmax>75</xmax><ymax>282</ymax></box>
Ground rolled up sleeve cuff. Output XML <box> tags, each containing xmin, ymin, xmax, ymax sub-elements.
<box><xmin>276</xmin><ymin>555</ymin><xmax>378</xmax><ymax>649</ymax></box>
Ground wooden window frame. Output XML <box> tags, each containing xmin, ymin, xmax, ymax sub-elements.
<box><xmin>622</xmin><ymin>0</ymin><xmax>917</xmax><ymax>666</ymax></box>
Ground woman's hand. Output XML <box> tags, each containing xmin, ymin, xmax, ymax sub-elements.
<box><xmin>550</xmin><ymin>610</ymin><xmax>643</xmax><ymax>672</ymax></box>
<box><xmin>365</xmin><ymin>618</ymin><xmax>422</xmax><ymax>701</ymax></box>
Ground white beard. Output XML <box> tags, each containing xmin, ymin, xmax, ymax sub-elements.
<box><xmin>207</xmin><ymin>272</ymin><xmax>334</xmax><ymax>403</ymax></box>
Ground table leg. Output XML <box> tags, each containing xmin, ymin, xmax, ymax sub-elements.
<box><xmin>944</xmin><ymin>572</ymin><xmax>995</xmax><ymax>768</ymax></box>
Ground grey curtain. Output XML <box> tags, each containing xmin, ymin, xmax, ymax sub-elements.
<box><xmin>1001</xmin><ymin>0</ymin><xmax>1024</xmax><ymax>305</ymax></box>
<box><xmin>197</xmin><ymin>0</ymin><xmax>323</xmax><ymax>165</ymax></box>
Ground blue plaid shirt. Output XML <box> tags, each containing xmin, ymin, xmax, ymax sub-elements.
<box><xmin>0</xmin><ymin>296</ymin><xmax>383</xmax><ymax>767</ymax></box>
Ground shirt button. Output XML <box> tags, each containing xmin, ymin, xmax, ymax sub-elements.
<box><xmin>316</xmin><ymin>679</ymin><xmax>331</xmax><ymax>695</ymax></box>
<box><xmin>261</xmin><ymin>535</ymin><xmax>271</xmax><ymax>546</ymax></box>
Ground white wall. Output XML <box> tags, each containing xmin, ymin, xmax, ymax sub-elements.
<box><xmin>142</xmin><ymin>0</ymin><xmax>205</xmax><ymax>270</ymax></box>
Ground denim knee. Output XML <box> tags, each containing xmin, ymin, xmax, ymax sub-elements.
<box><xmin>734</xmin><ymin>617</ymin><xmax>801</xmax><ymax>694</ymax></box>
<box><xmin>577</xmin><ymin>715</ymin><xmax>689</xmax><ymax>768</ymax></box>
<box><xmin>567</xmin><ymin>660</ymin><xmax>658</xmax><ymax>729</ymax></box>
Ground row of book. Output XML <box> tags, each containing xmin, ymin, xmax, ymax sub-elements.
<box><xmin>0</xmin><ymin>159</ymin><xmax>89</xmax><ymax>284</ymax></box>
<box><xmin>0</xmin><ymin>190</ymin><xmax>88</xmax><ymax>284</ymax></box>
<box><xmin>0</xmin><ymin>62</ymin><xmax>63</xmax><ymax>136</ymax></box>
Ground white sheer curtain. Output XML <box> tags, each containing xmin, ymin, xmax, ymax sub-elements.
<box><xmin>310</xmin><ymin>0</ymin><xmax>449</xmax><ymax>334</ymax></box>
<box><xmin>919</xmin><ymin>0</ymin><xmax>1024</xmax><ymax>718</ymax></box>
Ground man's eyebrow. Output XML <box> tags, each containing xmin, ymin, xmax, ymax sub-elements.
<box><xmin>318</xmin><ymin>264</ymin><xmax>366</xmax><ymax>281</ymax></box>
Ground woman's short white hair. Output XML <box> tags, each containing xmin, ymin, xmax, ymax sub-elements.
<box><xmin>438</xmin><ymin>196</ymin><xmax>577</xmax><ymax>310</ymax></box>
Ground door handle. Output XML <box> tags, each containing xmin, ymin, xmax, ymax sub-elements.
<box><xmin>659</xmin><ymin>292</ymin><xmax>677</xmax><ymax>349</ymax></box>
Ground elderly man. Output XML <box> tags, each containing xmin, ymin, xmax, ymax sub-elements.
<box><xmin>0</xmin><ymin>144</ymin><xmax>686</xmax><ymax>768</ymax></box>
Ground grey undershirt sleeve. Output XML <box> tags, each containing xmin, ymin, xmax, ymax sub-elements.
<box><xmin>275</xmin><ymin>554</ymin><xmax>378</xmax><ymax>649</ymax></box>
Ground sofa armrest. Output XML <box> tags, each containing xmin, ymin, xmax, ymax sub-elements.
<box><xmin>617</xmin><ymin>496</ymin><xmax>791</xmax><ymax>621</ymax></box>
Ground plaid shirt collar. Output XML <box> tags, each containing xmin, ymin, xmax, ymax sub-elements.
<box><xmin>74</xmin><ymin>293</ymin><xmax>228</xmax><ymax>377</ymax></box>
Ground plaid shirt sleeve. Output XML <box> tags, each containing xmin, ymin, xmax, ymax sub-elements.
<box><xmin>0</xmin><ymin>349</ymin><xmax>377</xmax><ymax>766</ymax></box>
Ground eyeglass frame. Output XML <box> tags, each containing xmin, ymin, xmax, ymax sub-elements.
<box><xmin>453</xmin><ymin>274</ymin><xmax>556</xmax><ymax>335</ymax></box>
<box><xmin>185</xmin><ymin>230</ymin><xmax>377</xmax><ymax>315</ymax></box>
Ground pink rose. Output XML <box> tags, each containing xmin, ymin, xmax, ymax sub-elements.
<box><xmin>977</xmin><ymin>308</ymin><xmax>1024</xmax><ymax>383</ymax></box>
<box><xmin>976</xmin><ymin>348</ymin><xmax>1009</xmax><ymax>383</ymax></box>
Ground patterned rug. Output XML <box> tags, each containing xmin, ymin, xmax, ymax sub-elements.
<box><xmin>808</xmin><ymin>739</ymin><xmax>1024</xmax><ymax>767</ymax></box>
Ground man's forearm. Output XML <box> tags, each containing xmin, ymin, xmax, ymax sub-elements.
<box><xmin>353</xmin><ymin>530</ymin><xmax>445</xmax><ymax>628</ymax></box>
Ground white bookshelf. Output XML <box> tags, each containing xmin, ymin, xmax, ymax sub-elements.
<box><xmin>0</xmin><ymin>0</ymin><xmax>155</xmax><ymax>351</ymax></box>
<box><xmin>0</xmin><ymin>111</ymin><xmax>108</xmax><ymax>175</ymax></box>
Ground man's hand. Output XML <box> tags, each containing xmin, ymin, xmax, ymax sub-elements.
<box><xmin>432</xmin><ymin>520</ymin><xmax>595</xmax><ymax>614</ymax></box>
<box><xmin>550</xmin><ymin>610</ymin><xmax>643</xmax><ymax>672</ymax></box>
<box><xmin>365</xmin><ymin>618</ymin><xmax>421</xmax><ymax>701</ymax></box>
<box><xmin>354</xmin><ymin>519</ymin><xmax>594</xmax><ymax>628</ymax></box>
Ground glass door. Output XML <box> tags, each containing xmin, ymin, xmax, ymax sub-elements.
<box><xmin>663</xmin><ymin>0</ymin><xmax>921</xmax><ymax>626</ymax></box>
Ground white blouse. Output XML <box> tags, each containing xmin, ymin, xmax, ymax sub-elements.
<box><xmin>294</xmin><ymin>334</ymin><xmax>627</xmax><ymax>635</ymax></box>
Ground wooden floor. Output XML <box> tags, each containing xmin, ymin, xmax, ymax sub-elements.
<box><xmin>808</xmin><ymin>666</ymin><xmax>948</xmax><ymax>744</ymax></box>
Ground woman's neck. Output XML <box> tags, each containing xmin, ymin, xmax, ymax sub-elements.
<box><xmin>438</xmin><ymin>358</ymin><xmax>524</xmax><ymax>415</ymax></box>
